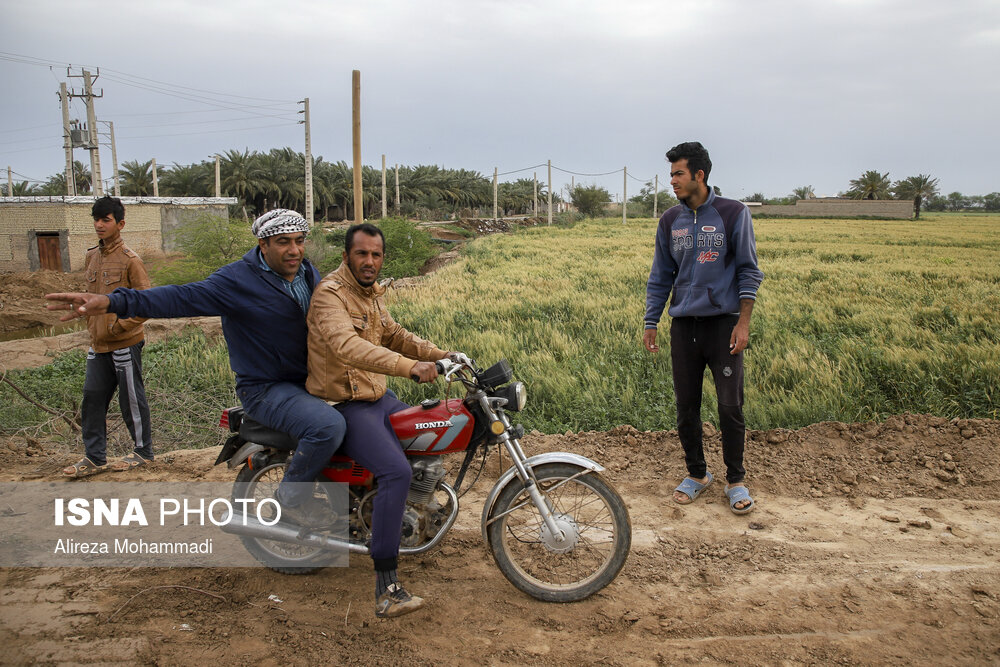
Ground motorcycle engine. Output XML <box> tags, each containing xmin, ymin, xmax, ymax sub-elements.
<box><xmin>407</xmin><ymin>456</ymin><xmax>447</xmax><ymax>506</ymax></box>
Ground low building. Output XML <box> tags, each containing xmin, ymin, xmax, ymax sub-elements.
<box><xmin>749</xmin><ymin>197</ymin><xmax>913</xmax><ymax>219</ymax></box>
<box><xmin>0</xmin><ymin>196</ymin><xmax>237</xmax><ymax>272</ymax></box>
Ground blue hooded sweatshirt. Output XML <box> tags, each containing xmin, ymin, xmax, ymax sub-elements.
<box><xmin>645</xmin><ymin>189</ymin><xmax>763</xmax><ymax>327</ymax></box>
<box><xmin>106</xmin><ymin>247</ymin><xmax>320</xmax><ymax>389</ymax></box>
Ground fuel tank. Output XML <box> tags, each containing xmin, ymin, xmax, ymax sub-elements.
<box><xmin>390</xmin><ymin>399</ymin><xmax>474</xmax><ymax>455</ymax></box>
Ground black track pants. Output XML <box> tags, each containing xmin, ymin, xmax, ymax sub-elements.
<box><xmin>81</xmin><ymin>342</ymin><xmax>152</xmax><ymax>465</ymax></box>
<box><xmin>669</xmin><ymin>315</ymin><xmax>745</xmax><ymax>484</ymax></box>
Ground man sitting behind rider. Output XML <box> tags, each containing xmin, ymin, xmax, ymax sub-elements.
<box><xmin>306</xmin><ymin>222</ymin><xmax>466</xmax><ymax>619</ymax></box>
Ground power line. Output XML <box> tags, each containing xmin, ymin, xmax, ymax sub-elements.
<box><xmin>552</xmin><ymin>164</ymin><xmax>623</xmax><ymax>177</ymax></box>
<box><xmin>119</xmin><ymin>122</ymin><xmax>295</xmax><ymax>140</ymax></box>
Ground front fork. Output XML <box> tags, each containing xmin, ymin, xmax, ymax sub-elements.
<box><xmin>492</xmin><ymin>409</ymin><xmax>568</xmax><ymax>543</ymax></box>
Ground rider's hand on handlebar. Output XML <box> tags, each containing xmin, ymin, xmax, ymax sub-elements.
<box><xmin>410</xmin><ymin>361</ymin><xmax>439</xmax><ymax>383</ymax></box>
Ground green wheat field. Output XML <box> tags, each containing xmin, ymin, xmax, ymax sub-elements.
<box><xmin>3</xmin><ymin>212</ymin><xmax>997</xmax><ymax>445</ymax></box>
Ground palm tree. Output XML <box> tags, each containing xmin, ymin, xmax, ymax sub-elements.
<box><xmin>160</xmin><ymin>162</ymin><xmax>212</xmax><ymax>197</ymax></box>
<box><xmin>847</xmin><ymin>170</ymin><xmax>892</xmax><ymax>200</ymax></box>
<box><xmin>3</xmin><ymin>180</ymin><xmax>39</xmax><ymax>195</ymax></box>
<box><xmin>892</xmin><ymin>174</ymin><xmax>939</xmax><ymax>219</ymax></box>
<box><xmin>792</xmin><ymin>185</ymin><xmax>815</xmax><ymax>200</ymax></box>
<box><xmin>119</xmin><ymin>159</ymin><xmax>154</xmax><ymax>196</ymax></box>
<box><xmin>72</xmin><ymin>160</ymin><xmax>92</xmax><ymax>195</ymax></box>
<box><xmin>220</xmin><ymin>149</ymin><xmax>266</xmax><ymax>217</ymax></box>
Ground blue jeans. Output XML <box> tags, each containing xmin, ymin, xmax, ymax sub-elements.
<box><xmin>335</xmin><ymin>392</ymin><xmax>411</xmax><ymax>571</ymax></box>
<box><xmin>238</xmin><ymin>382</ymin><xmax>347</xmax><ymax>506</ymax></box>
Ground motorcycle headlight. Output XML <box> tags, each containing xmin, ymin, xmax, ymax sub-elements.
<box><xmin>496</xmin><ymin>382</ymin><xmax>526</xmax><ymax>412</ymax></box>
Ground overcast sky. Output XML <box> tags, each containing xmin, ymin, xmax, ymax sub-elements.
<box><xmin>2</xmin><ymin>0</ymin><xmax>998</xmax><ymax>202</ymax></box>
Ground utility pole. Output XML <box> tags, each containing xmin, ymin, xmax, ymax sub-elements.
<box><xmin>493</xmin><ymin>167</ymin><xmax>498</xmax><ymax>221</ymax></box>
<box><xmin>83</xmin><ymin>70</ymin><xmax>103</xmax><ymax>196</ymax></box>
<box><xmin>66</xmin><ymin>68</ymin><xmax>105</xmax><ymax>195</ymax></box>
<box><xmin>394</xmin><ymin>164</ymin><xmax>400</xmax><ymax>214</ymax></box>
<box><xmin>298</xmin><ymin>98</ymin><xmax>313</xmax><ymax>224</ymax></box>
<box><xmin>214</xmin><ymin>155</ymin><xmax>221</xmax><ymax>197</ymax></box>
<box><xmin>108</xmin><ymin>121</ymin><xmax>120</xmax><ymax>197</ymax></box>
<box><xmin>6</xmin><ymin>166</ymin><xmax>11</xmax><ymax>196</ymax></box>
<box><xmin>381</xmin><ymin>154</ymin><xmax>387</xmax><ymax>218</ymax></box>
<box><xmin>547</xmin><ymin>160</ymin><xmax>552</xmax><ymax>225</ymax></box>
<box><xmin>533</xmin><ymin>172</ymin><xmax>538</xmax><ymax>218</ymax></box>
<box><xmin>622</xmin><ymin>166</ymin><xmax>627</xmax><ymax>224</ymax></box>
<box><xmin>59</xmin><ymin>83</ymin><xmax>75</xmax><ymax>195</ymax></box>
<box><xmin>351</xmin><ymin>70</ymin><xmax>363</xmax><ymax>225</ymax></box>
<box><xmin>152</xmin><ymin>158</ymin><xmax>159</xmax><ymax>197</ymax></box>
<box><xmin>653</xmin><ymin>174</ymin><xmax>658</xmax><ymax>219</ymax></box>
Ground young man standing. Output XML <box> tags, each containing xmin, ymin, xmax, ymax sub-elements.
<box><xmin>64</xmin><ymin>196</ymin><xmax>153</xmax><ymax>477</ymax></box>
<box><xmin>643</xmin><ymin>142</ymin><xmax>764</xmax><ymax>514</ymax></box>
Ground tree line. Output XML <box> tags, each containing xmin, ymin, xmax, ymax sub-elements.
<box><xmin>745</xmin><ymin>171</ymin><xmax>1000</xmax><ymax>219</ymax></box>
<box><xmin>2</xmin><ymin>148</ymin><xmax>554</xmax><ymax>221</ymax></box>
<box><xmin>5</xmin><ymin>155</ymin><xmax>997</xmax><ymax>220</ymax></box>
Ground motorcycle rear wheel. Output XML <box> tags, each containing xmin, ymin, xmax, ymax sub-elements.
<box><xmin>232</xmin><ymin>462</ymin><xmax>331</xmax><ymax>575</ymax></box>
<box><xmin>486</xmin><ymin>462</ymin><xmax>631</xmax><ymax>602</ymax></box>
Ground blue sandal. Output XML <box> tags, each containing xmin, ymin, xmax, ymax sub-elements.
<box><xmin>724</xmin><ymin>484</ymin><xmax>755</xmax><ymax>515</ymax></box>
<box><xmin>673</xmin><ymin>471</ymin><xmax>714</xmax><ymax>504</ymax></box>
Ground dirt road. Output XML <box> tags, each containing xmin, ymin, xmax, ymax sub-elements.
<box><xmin>1</xmin><ymin>415</ymin><xmax>998</xmax><ymax>665</ymax></box>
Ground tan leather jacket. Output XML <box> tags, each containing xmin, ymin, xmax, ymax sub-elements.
<box><xmin>85</xmin><ymin>237</ymin><xmax>150</xmax><ymax>352</ymax></box>
<box><xmin>306</xmin><ymin>262</ymin><xmax>447</xmax><ymax>402</ymax></box>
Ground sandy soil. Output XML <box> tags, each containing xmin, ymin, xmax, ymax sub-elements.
<box><xmin>1</xmin><ymin>413</ymin><xmax>998</xmax><ymax>665</ymax></box>
<box><xmin>2</xmin><ymin>270</ymin><xmax>998</xmax><ymax>665</ymax></box>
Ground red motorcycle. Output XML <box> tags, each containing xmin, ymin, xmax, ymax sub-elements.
<box><xmin>216</xmin><ymin>358</ymin><xmax>631</xmax><ymax>602</ymax></box>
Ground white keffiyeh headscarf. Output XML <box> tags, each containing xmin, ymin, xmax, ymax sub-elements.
<box><xmin>251</xmin><ymin>209</ymin><xmax>310</xmax><ymax>238</ymax></box>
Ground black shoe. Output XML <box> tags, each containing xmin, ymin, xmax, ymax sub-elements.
<box><xmin>375</xmin><ymin>583</ymin><xmax>425</xmax><ymax>618</ymax></box>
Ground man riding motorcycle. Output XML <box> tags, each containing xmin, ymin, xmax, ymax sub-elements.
<box><xmin>306</xmin><ymin>222</ymin><xmax>468</xmax><ymax>619</ymax></box>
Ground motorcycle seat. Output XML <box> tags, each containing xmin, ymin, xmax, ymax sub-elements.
<box><xmin>239</xmin><ymin>415</ymin><xmax>299</xmax><ymax>451</ymax></box>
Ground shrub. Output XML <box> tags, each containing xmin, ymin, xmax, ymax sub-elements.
<box><xmin>153</xmin><ymin>213</ymin><xmax>256</xmax><ymax>285</ymax></box>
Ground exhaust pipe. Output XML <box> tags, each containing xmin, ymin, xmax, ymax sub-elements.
<box><xmin>219</xmin><ymin>512</ymin><xmax>368</xmax><ymax>554</ymax></box>
<box><xmin>221</xmin><ymin>483</ymin><xmax>460</xmax><ymax>557</ymax></box>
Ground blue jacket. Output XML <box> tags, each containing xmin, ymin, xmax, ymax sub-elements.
<box><xmin>645</xmin><ymin>190</ymin><xmax>763</xmax><ymax>326</ymax></box>
<box><xmin>107</xmin><ymin>248</ymin><xmax>321</xmax><ymax>389</ymax></box>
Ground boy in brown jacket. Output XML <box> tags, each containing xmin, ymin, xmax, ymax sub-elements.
<box><xmin>63</xmin><ymin>197</ymin><xmax>153</xmax><ymax>477</ymax></box>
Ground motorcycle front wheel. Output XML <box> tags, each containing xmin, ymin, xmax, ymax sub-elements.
<box><xmin>231</xmin><ymin>461</ymin><xmax>330</xmax><ymax>575</ymax></box>
<box><xmin>485</xmin><ymin>462</ymin><xmax>631</xmax><ymax>602</ymax></box>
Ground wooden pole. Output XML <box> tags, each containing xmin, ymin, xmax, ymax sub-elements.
<box><xmin>547</xmin><ymin>160</ymin><xmax>552</xmax><ymax>225</ymax></box>
<box><xmin>622</xmin><ymin>166</ymin><xmax>627</xmax><ymax>224</ymax></box>
<box><xmin>653</xmin><ymin>174</ymin><xmax>658</xmax><ymax>219</ymax></box>
<box><xmin>394</xmin><ymin>164</ymin><xmax>400</xmax><ymax>214</ymax></box>
<box><xmin>493</xmin><ymin>167</ymin><xmax>498</xmax><ymax>221</ymax></box>
<box><xmin>352</xmin><ymin>70</ymin><xmax>363</xmax><ymax>224</ymax></box>
<box><xmin>381</xmin><ymin>154</ymin><xmax>387</xmax><ymax>218</ymax></box>
<box><xmin>533</xmin><ymin>172</ymin><xmax>537</xmax><ymax>218</ymax></box>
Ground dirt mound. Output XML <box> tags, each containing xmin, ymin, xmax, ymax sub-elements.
<box><xmin>1</xmin><ymin>414</ymin><xmax>998</xmax><ymax>664</ymax></box>
<box><xmin>0</xmin><ymin>270</ymin><xmax>88</xmax><ymax>332</ymax></box>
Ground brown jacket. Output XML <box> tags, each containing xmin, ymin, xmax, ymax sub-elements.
<box><xmin>306</xmin><ymin>262</ymin><xmax>447</xmax><ymax>402</ymax></box>
<box><xmin>85</xmin><ymin>236</ymin><xmax>150</xmax><ymax>352</ymax></box>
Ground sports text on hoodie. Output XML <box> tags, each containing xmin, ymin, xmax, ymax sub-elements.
<box><xmin>645</xmin><ymin>189</ymin><xmax>763</xmax><ymax>327</ymax></box>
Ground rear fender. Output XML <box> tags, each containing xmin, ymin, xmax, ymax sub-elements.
<box><xmin>479</xmin><ymin>452</ymin><xmax>605</xmax><ymax>544</ymax></box>
<box><xmin>222</xmin><ymin>441</ymin><xmax>269</xmax><ymax>469</ymax></box>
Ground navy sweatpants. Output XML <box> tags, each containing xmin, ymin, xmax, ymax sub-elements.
<box><xmin>81</xmin><ymin>342</ymin><xmax>152</xmax><ymax>466</ymax></box>
<box><xmin>669</xmin><ymin>314</ymin><xmax>746</xmax><ymax>484</ymax></box>
<box><xmin>335</xmin><ymin>392</ymin><xmax>412</xmax><ymax>572</ymax></box>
